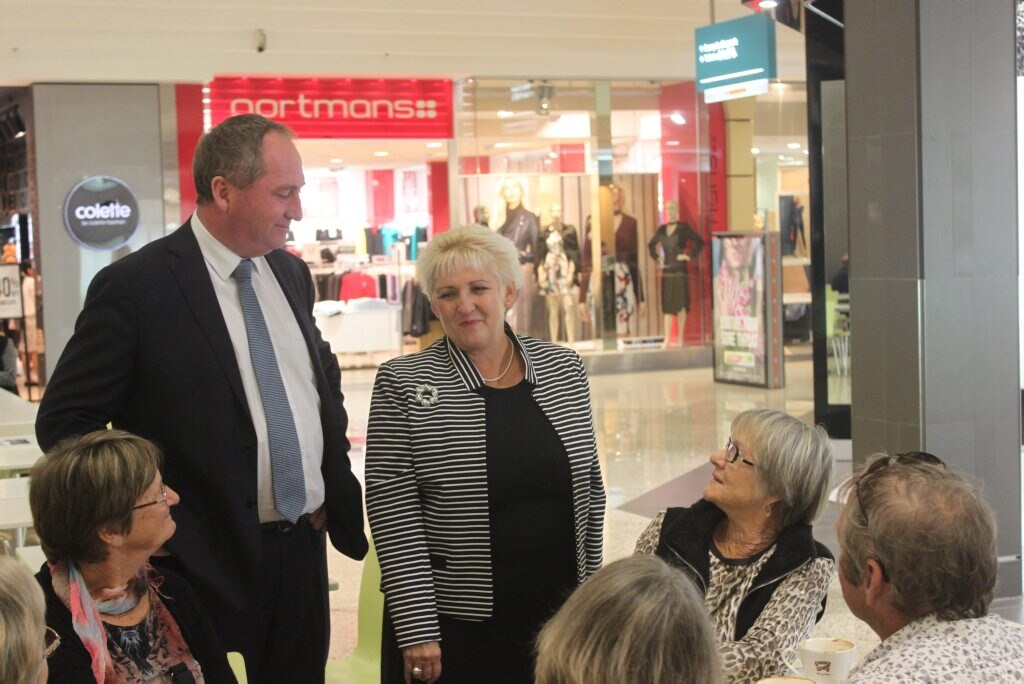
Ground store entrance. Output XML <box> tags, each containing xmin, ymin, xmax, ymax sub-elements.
<box><xmin>291</xmin><ymin>138</ymin><xmax>449</xmax><ymax>366</ymax></box>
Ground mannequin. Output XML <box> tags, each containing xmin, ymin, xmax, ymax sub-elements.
<box><xmin>537</xmin><ymin>204</ymin><xmax>581</xmax><ymax>278</ymax></box>
<box><xmin>495</xmin><ymin>177</ymin><xmax>540</xmax><ymax>334</ymax></box>
<box><xmin>538</xmin><ymin>230</ymin><xmax>579</xmax><ymax>343</ymax></box>
<box><xmin>611</xmin><ymin>184</ymin><xmax>644</xmax><ymax>336</ymax></box>
<box><xmin>472</xmin><ymin>205</ymin><xmax>490</xmax><ymax>228</ymax></box>
<box><xmin>648</xmin><ymin>201</ymin><xmax>703</xmax><ymax>349</ymax></box>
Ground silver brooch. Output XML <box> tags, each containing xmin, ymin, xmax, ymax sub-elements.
<box><xmin>414</xmin><ymin>384</ymin><xmax>439</xmax><ymax>407</ymax></box>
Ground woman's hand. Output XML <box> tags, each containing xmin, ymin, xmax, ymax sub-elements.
<box><xmin>402</xmin><ymin>640</ymin><xmax>441</xmax><ymax>683</ymax></box>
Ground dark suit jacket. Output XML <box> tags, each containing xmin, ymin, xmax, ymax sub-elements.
<box><xmin>36</xmin><ymin>220</ymin><xmax>368</xmax><ymax>611</ymax></box>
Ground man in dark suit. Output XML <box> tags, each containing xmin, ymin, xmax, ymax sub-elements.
<box><xmin>36</xmin><ymin>114</ymin><xmax>368</xmax><ymax>683</ymax></box>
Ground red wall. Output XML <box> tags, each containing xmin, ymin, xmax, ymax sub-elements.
<box><xmin>427</xmin><ymin>161</ymin><xmax>450</xmax><ymax>236</ymax></box>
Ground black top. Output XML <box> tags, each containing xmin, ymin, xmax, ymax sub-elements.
<box><xmin>37</xmin><ymin>564</ymin><xmax>236</xmax><ymax>683</ymax></box>
<box><xmin>497</xmin><ymin>206</ymin><xmax>540</xmax><ymax>264</ymax></box>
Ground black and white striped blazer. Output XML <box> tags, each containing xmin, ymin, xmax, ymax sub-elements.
<box><xmin>365</xmin><ymin>329</ymin><xmax>606</xmax><ymax>648</ymax></box>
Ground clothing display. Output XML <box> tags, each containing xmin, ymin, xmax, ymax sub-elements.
<box><xmin>497</xmin><ymin>205</ymin><xmax>540</xmax><ymax>265</ymax></box>
<box><xmin>848</xmin><ymin>613</ymin><xmax>1024</xmax><ymax>682</ymax></box>
<box><xmin>648</xmin><ymin>221</ymin><xmax>704</xmax><ymax>314</ymax></box>
<box><xmin>400</xmin><ymin>280</ymin><xmax>432</xmax><ymax>337</ymax></box>
<box><xmin>0</xmin><ymin>335</ymin><xmax>16</xmax><ymax>393</ymax></box>
<box><xmin>636</xmin><ymin>500</ymin><xmax>833</xmax><ymax>683</ymax></box>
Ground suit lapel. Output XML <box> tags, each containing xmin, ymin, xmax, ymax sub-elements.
<box><xmin>165</xmin><ymin>222</ymin><xmax>251</xmax><ymax>413</ymax></box>
<box><xmin>264</xmin><ymin>251</ymin><xmax>321</xmax><ymax>375</ymax></box>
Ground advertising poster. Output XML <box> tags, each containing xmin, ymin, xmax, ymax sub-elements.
<box><xmin>0</xmin><ymin>264</ymin><xmax>22</xmax><ymax>319</ymax></box>
<box><xmin>713</xmin><ymin>234</ymin><xmax>767</xmax><ymax>386</ymax></box>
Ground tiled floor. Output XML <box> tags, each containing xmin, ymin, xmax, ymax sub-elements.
<box><xmin>326</xmin><ymin>357</ymin><xmax>885</xmax><ymax>667</ymax></box>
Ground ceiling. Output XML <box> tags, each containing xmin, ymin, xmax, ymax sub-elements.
<box><xmin>1</xmin><ymin>0</ymin><xmax>807</xmax><ymax>85</ymax></box>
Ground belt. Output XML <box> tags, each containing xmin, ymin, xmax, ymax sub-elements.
<box><xmin>260</xmin><ymin>514</ymin><xmax>309</xmax><ymax>533</ymax></box>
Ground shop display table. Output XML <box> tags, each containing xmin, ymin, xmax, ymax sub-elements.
<box><xmin>0</xmin><ymin>477</ymin><xmax>32</xmax><ymax>547</ymax></box>
<box><xmin>0</xmin><ymin>390</ymin><xmax>36</xmax><ymax>437</ymax></box>
<box><xmin>314</xmin><ymin>301</ymin><xmax>402</xmax><ymax>355</ymax></box>
<box><xmin>0</xmin><ymin>434</ymin><xmax>42</xmax><ymax>473</ymax></box>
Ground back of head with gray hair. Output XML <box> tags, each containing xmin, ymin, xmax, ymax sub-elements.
<box><xmin>415</xmin><ymin>224</ymin><xmax>522</xmax><ymax>299</ymax></box>
<box><xmin>731</xmin><ymin>409</ymin><xmax>834</xmax><ymax>528</ymax></box>
<box><xmin>535</xmin><ymin>555</ymin><xmax>722</xmax><ymax>684</ymax></box>
<box><xmin>0</xmin><ymin>555</ymin><xmax>46</xmax><ymax>684</ymax></box>
<box><xmin>839</xmin><ymin>455</ymin><xmax>996</xmax><ymax>621</ymax></box>
<box><xmin>193</xmin><ymin>113</ymin><xmax>294</xmax><ymax>205</ymax></box>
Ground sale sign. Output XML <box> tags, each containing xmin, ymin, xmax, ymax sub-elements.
<box><xmin>0</xmin><ymin>264</ymin><xmax>23</xmax><ymax>319</ymax></box>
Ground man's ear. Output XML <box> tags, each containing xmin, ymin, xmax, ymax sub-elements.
<box><xmin>863</xmin><ymin>558</ymin><xmax>891</xmax><ymax>607</ymax></box>
<box><xmin>210</xmin><ymin>176</ymin><xmax>232</xmax><ymax>211</ymax></box>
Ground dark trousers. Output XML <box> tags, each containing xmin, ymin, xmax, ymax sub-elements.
<box><xmin>158</xmin><ymin>522</ymin><xmax>329</xmax><ymax>684</ymax></box>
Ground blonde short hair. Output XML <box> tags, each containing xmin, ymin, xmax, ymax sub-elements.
<box><xmin>415</xmin><ymin>224</ymin><xmax>522</xmax><ymax>300</ymax></box>
<box><xmin>535</xmin><ymin>555</ymin><xmax>722</xmax><ymax>684</ymax></box>
<box><xmin>0</xmin><ymin>556</ymin><xmax>46</xmax><ymax>684</ymax></box>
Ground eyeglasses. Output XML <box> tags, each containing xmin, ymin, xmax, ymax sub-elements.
<box><xmin>44</xmin><ymin>626</ymin><xmax>60</xmax><ymax>658</ymax></box>
<box><xmin>726</xmin><ymin>437</ymin><xmax>757</xmax><ymax>467</ymax></box>
<box><xmin>852</xmin><ymin>451</ymin><xmax>945</xmax><ymax>578</ymax></box>
<box><xmin>133</xmin><ymin>484</ymin><xmax>168</xmax><ymax>511</ymax></box>
<box><xmin>853</xmin><ymin>451</ymin><xmax>945</xmax><ymax>527</ymax></box>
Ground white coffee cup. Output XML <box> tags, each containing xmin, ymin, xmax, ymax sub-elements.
<box><xmin>797</xmin><ymin>637</ymin><xmax>856</xmax><ymax>683</ymax></box>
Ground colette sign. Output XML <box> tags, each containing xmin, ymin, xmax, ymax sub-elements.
<box><xmin>208</xmin><ymin>77</ymin><xmax>454</xmax><ymax>139</ymax></box>
<box><xmin>63</xmin><ymin>176</ymin><xmax>140</xmax><ymax>251</ymax></box>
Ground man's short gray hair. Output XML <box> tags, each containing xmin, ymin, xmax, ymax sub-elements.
<box><xmin>839</xmin><ymin>454</ymin><xmax>996</xmax><ymax>621</ymax></box>
<box><xmin>193</xmin><ymin>113</ymin><xmax>294</xmax><ymax>205</ymax></box>
<box><xmin>732</xmin><ymin>409</ymin><xmax>834</xmax><ymax>527</ymax></box>
<box><xmin>416</xmin><ymin>224</ymin><xmax>522</xmax><ymax>300</ymax></box>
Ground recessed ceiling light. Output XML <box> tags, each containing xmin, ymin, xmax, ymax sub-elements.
<box><xmin>493</xmin><ymin>142</ymin><xmax>513</xmax><ymax>149</ymax></box>
<box><xmin>760</xmin><ymin>0</ymin><xmax>779</xmax><ymax>8</ymax></box>
<box><xmin>666</xmin><ymin>140</ymin><xmax>681</xmax><ymax>146</ymax></box>
<box><xmin>751</xmin><ymin>147</ymin><xmax>760</xmax><ymax>155</ymax></box>
<box><xmin>374</xmin><ymin>151</ymin><xmax>389</xmax><ymax>157</ymax></box>
<box><xmin>772</xmin><ymin>81</ymin><xmax>786</xmax><ymax>90</ymax></box>
<box><xmin>778</xmin><ymin>154</ymin><xmax>786</xmax><ymax>160</ymax></box>
<box><xmin>669</xmin><ymin>112</ymin><xmax>686</xmax><ymax>125</ymax></box>
<box><xmin>787</xmin><ymin>142</ymin><xmax>802</xmax><ymax>149</ymax></box>
<box><xmin>329</xmin><ymin>158</ymin><xmax>343</xmax><ymax>164</ymax></box>
<box><xmin>497</xmin><ymin>110</ymin><xmax>515</xmax><ymax>119</ymax></box>
<box><xmin>426</xmin><ymin>142</ymin><xmax>443</xmax><ymax>148</ymax></box>
<box><xmin>803</xmin><ymin>149</ymin><xmax>809</xmax><ymax>155</ymax></box>
<box><xmin>548</xmin><ymin>151</ymin><xmax>559</xmax><ymax>159</ymax></box>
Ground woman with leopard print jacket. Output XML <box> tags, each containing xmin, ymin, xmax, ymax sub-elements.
<box><xmin>635</xmin><ymin>409</ymin><xmax>834</xmax><ymax>683</ymax></box>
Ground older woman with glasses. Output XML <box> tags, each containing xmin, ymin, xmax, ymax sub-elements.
<box><xmin>0</xmin><ymin>555</ymin><xmax>53</xmax><ymax>684</ymax></box>
<box><xmin>29</xmin><ymin>430</ymin><xmax>234</xmax><ymax>683</ymax></box>
<box><xmin>634</xmin><ymin>409</ymin><xmax>835</xmax><ymax>683</ymax></box>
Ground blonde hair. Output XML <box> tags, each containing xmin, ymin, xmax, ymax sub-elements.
<box><xmin>535</xmin><ymin>556</ymin><xmax>722</xmax><ymax>684</ymax></box>
<box><xmin>416</xmin><ymin>224</ymin><xmax>522</xmax><ymax>299</ymax></box>
<box><xmin>0</xmin><ymin>556</ymin><xmax>46</xmax><ymax>684</ymax></box>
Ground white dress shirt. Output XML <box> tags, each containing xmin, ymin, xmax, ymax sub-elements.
<box><xmin>192</xmin><ymin>213</ymin><xmax>325</xmax><ymax>522</ymax></box>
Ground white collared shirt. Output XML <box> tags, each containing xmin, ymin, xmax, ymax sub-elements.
<box><xmin>191</xmin><ymin>213</ymin><xmax>325</xmax><ymax>522</ymax></box>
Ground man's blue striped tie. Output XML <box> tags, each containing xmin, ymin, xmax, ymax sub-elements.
<box><xmin>233</xmin><ymin>258</ymin><xmax>306</xmax><ymax>523</ymax></box>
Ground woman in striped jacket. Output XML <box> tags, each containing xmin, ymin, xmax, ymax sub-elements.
<box><xmin>366</xmin><ymin>224</ymin><xmax>606</xmax><ymax>684</ymax></box>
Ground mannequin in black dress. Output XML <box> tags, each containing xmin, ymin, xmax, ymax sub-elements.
<box><xmin>648</xmin><ymin>201</ymin><xmax>703</xmax><ymax>349</ymax></box>
<box><xmin>496</xmin><ymin>177</ymin><xmax>540</xmax><ymax>335</ymax></box>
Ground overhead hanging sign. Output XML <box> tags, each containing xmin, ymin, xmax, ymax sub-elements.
<box><xmin>695</xmin><ymin>13</ymin><xmax>777</xmax><ymax>103</ymax></box>
<box><xmin>208</xmin><ymin>77</ymin><xmax>454</xmax><ymax>139</ymax></box>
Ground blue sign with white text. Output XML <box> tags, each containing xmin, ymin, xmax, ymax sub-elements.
<box><xmin>695</xmin><ymin>13</ymin><xmax>777</xmax><ymax>93</ymax></box>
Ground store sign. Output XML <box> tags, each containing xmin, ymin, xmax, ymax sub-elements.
<box><xmin>0</xmin><ymin>264</ymin><xmax>22</xmax><ymax>318</ymax></box>
<box><xmin>63</xmin><ymin>176</ymin><xmax>140</xmax><ymax>251</ymax></box>
<box><xmin>208</xmin><ymin>77</ymin><xmax>454</xmax><ymax>139</ymax></box>
<box><xmin>695</xmin><ymin>13</ymin><xmax>777</xmax><ymax>103</ymax></box>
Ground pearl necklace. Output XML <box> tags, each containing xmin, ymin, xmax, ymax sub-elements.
<box><xmin>480</xmin><ymin>340</ymin><xmax>516</xmax><ymax>383</ymax></box>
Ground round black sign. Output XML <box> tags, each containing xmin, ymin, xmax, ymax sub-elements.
<box><xmin>63</xmin><ymin>176</ymin><xmax>140</xmax><ymax>251</ymax></box>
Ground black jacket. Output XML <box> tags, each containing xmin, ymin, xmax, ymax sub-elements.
<box><xmin>654</xmin><ymin>499</ymin><xmax>832</xmax><ymax>640</ymax></box>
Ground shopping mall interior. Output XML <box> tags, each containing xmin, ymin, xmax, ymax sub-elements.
<box><xmin>1</xmin><ymin>0</ymin><xmax>1022</xmax><ymax>680</ymax></box>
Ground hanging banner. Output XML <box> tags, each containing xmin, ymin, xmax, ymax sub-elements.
<box><xmin>695</xmin><ymin>13</ymin><xmax>777</xmax><ymax>103</ymax></box>
<box><xmin>208</xmin><ymin>77</ymin><xmax>454</xmax><ymax>139</ymax></box>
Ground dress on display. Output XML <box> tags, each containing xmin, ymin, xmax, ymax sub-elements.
<box><xmin>614</xmin><ymin>213</ymin><xmax>643</xmax><ymax>335</ymax></box>
<box><xmin>648</xmin><ymin>222</ymin><xmax>704</xmax><ymax>314</ymax></box>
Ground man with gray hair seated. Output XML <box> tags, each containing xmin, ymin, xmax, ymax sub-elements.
<box><xmin>838</xmin><ymin>452</ymin><xmax>1024</xmax><ymax>681</ymax></box>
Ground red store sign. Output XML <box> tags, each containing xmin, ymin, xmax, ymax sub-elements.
<box><xmin>208</xmin><ymin>77</ymin><xmax>454</xmax><ymax>139</ymax></box>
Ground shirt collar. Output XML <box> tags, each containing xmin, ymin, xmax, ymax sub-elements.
<box><xmin>191</xmin><ymin>211</ymin><xmax>262</xmax><ymax>281</ymax></box>
<box><xmin>445</xmin><ymin>323</ymin><xmax>537</xmax><ymax>391</ymax></box>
